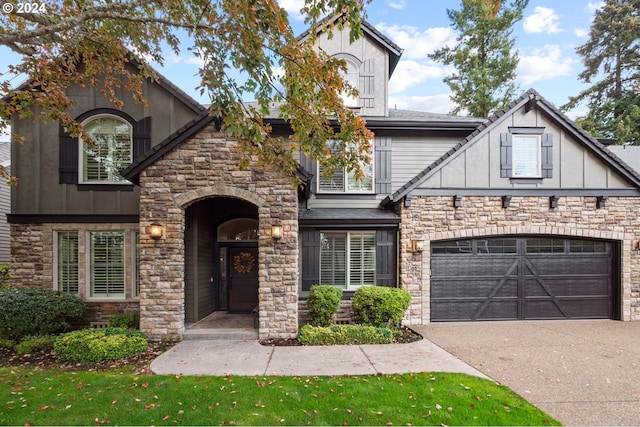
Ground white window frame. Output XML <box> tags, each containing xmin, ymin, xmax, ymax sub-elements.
<box><xmin>512</xmin><ymin>134</ymin><xmax>542</xmax><ymax>178</ymax></box>
<box><xmin>53</xmin><ymin>231</ymin><xmax>79</xmax><ymax>294</ymax></box>
<box><xmin>340</xmin><ymin>59</ymin><xmax>359</xmax><ymax>108</ymax></box>
<box><xmin>317</xmin><ymin>140</ymin><xmax>375</xmax><ymax>194</ymax></box>
<box><xmin>320</xmin><ymin>231</ymin><xmax>376</xmax><ymax>290</ymax></box>
<box><xmin>87</xmin><ymin>231</ymin><xmax>126</xmax><ymax>299</ymax></box>
<box><xmin>79</xmin><ymin>114</ymin><xmax>133</xmax><ymax>184</ymax></box>
<box><xmin>133</xmin><ymin>231</ymin><xmax>140</xmax><ymax>298</ymax></box>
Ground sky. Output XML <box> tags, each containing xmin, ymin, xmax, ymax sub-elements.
<box><xmin>0</xmin><ymin>0</ymin><xmax>606</xmax><ymax>141</ymax></box>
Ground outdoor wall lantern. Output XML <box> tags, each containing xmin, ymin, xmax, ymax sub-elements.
<box><xmin>271</xmin><ymin>222</ymin><xmax>284</xmax><ymax>241</ymax></box>
<box><xmin>412</xmin><ymin>239</ymin><xmax>424</xmax><ymax>254</ymax></box>
<box><xmin>148</xmin><ymin>222</ymin><xmax>165</xmax><ymax>240</ymax></box>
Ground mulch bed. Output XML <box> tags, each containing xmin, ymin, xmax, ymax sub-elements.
<box><xmin>260</xmin><ymin>326</ymin><xmax>423</xmax><ymax>346</ymax></box>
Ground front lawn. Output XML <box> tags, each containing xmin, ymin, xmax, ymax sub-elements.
<box><xmin>0</xmin><ymin>368</ymin><xmax>560</xmax><ymax>426</ymax></box>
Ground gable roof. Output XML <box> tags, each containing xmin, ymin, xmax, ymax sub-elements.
<box><xmin>297</xmin><ymin>15</ymin><xmax>403</xmax><ymax>76</ymax></box>
<box><xmin>383</xmin><ymin>88</ymin><xmax>640</xmax><ymax>206</ymax></box>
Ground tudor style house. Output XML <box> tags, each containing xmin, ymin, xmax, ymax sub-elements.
<box><xmin>8</xmin><ymin>19</ymin><xmax>640</xmax><ymax>340</ymax></box>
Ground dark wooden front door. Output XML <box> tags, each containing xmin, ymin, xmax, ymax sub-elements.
<box><xmin>430</xmin><ymin>237</ymin><xmax>617</xmax><ymax>322</ymax></box>
<box><xmin>228</xmin><ymin>246</ymin><xmax>259</xmax><ymax>312</ymax></box>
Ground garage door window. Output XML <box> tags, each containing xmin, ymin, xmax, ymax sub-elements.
<box><xmin>526</xmin><ymin>238</ymin><xmax>564</xmax><ymax>253</ymax></box>
<box><xmin>432</xmin><ymin>238</ymin><xmax>517</xmax><ymax>254</ymax></box>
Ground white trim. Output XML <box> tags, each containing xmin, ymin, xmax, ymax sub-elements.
<box><xmin>512</xmin><ymin>134</ymin><xmax>542</xmax><ymax>178</ymax></box>
<box><xmin>320</xmin><ymin>230</ymin><xmax>376</xmax><ymax>290</ymax></box>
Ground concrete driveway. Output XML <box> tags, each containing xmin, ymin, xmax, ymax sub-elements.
<box><xmin>413</xmin><ymin>320</ymin><xmax>640</xmax><ymax>426</ymax></box>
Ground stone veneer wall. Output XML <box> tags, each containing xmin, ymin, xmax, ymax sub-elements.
<box><xmin>10</xmin><ymin>222</ymin><xmax>140</xmax><ymax>326</ymax></box>
<box><xmin>138</xmin><ymin>124</ymin><xmax>299</xmax><ymax>340</ymax></box>
<box><xmin>399</xmin><ymin>196</ymin><xmax>640</xmax><ymax>324</ymax></box>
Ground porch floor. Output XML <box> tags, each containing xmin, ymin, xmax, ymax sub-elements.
<box><xmin>184</xmin><ymin>311</ymin><xmax>257</xmax><ymax>340</ymax></box>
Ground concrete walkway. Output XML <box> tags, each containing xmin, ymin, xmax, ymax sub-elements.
<box><xmin>151</xmin><ymin>337</ymin><xmax>488</xmax><ymax>378</ymax></box>
<box><xmin>415</xmin><ymin>320</ymin><xmax>640</xmax><ymax>426</ymax></box>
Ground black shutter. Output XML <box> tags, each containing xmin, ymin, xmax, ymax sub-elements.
<box><xmin>133</xmin><ymin>116</ymin><xmax>152</xmax><ymax>161</ymax></box>
<box><xmin>374</xmin><ymin>136</ymin><xmax>392</xmax><ymax>194</ymax></box>
<box><xmin>301</xmin><ymin>229</ymin><xmax>321</xmax><ymax>291</ymax></box>
<box><xmin>359</xmin><ymin>59</ymin><xmax>375</xmax><ymax>108</ymax></box>
<box><xmin>500</xmin><ymin>133</ymin><xmax>513</xmax><ymax>178</ymax></box>
<box><xmin>541</xmin><ymin>133</ymin><xmax>553</xmax><ymax>178</ymax></box>
<box><xmin>376</xmin><ymin>229</ymin><xmax>397</xmax><ymax>287</ymax></box>
<box><xmin>59</xmin><ymin>126</ymin><xmax>78</xmax><ymax>184</ymax></box>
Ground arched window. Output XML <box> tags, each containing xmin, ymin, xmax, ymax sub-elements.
<box><xmin>80</xmin><ymin>115</ymin><xmax>132</xmax><ymax>183</ymax></box>
<box><xmin>217</xmin><ymin>218</ymin><xmax>259</xmax><ymax>242</ymax></box>
<box><xmin>340</xmin><ymin>58</ymin><xmax>359</xmax><ymax>108</ymax></box>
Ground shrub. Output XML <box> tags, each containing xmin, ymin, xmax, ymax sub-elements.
<box><xmin>0</xmin><ymin>263</ymin><xmax>10</xmax><ymax>286</ymax></box>
<box><xmin>0</xmin><ymin>286</ymin><xmax>85</xmax><ymax>341</ymax></box>
<box><xmin>352</xmin><ymin>286</ymin><xmax>411</xmax><ymax>328</ymax></box>
<box><xmin>306</xmin><ymin>285</ymin><xmax>342</xmax><ymax>327</ymax></box>
<box><xmin>54</xmin><ymin>327</ymin><xmax>148</xmax><ymax>363</ymax></box>
<box><xmin>15</xmin><ymin>335</ymin><xmax>56</xmax><ymax>355</ymax></box>
<box><xmin>0</xmin><ymin>338</ymin><xmax>14</xmax><ymax>349</ymax></box>
<box><xmin>297</xmin><ymin>324</ymin><xmax>394</xmax><ymax>345</ymax></box>
<box><xmin>109</xmin><ymin>312</ymin><xmax>140</xmax><ymax>329</ymax></box>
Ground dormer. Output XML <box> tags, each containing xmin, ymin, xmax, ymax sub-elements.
<box><xmin>298</xmin><ymin>17</ymin><xmax>403</xmax><ymax>117</ymax></box>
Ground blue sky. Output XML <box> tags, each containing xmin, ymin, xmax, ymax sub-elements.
<box><xmin>0</xmin><ymin>0</ymin><xmax>605</xmax><ymax>141</ymax></box>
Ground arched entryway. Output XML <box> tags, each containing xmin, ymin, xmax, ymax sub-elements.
<box><xmin>184</xmin><ymin>197</ymin><xmax>259</xmax><ymax>324</ymax></box>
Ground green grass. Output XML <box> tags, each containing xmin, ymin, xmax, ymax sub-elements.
<box><xmin>0</xmin><ymin>368</ymin><xmax>560</xmax><ymax>426</ymax></box>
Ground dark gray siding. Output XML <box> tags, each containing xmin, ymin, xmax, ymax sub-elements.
<box><xmin>0</xmin><ymin>142</ymin><xmax>10</xmax><ymax>262</ymax></box>
<box><xmin>11</xmin><ymin>70</ymin><xmax>202</xmax><ymax>217</ymax></box>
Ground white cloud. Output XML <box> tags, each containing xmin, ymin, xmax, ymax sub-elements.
<box><xmin>388</xmin><ymin>94</ymin><xmax>455</xmax><ymax>114</ymax></box>
<box><xmin>523</xmin><ymin>6</ymin><xmax>563</xmax><ymax>35</ymax></box>
<box><xmin>376</xmin><ymin>23</ymin><xmax>456</xmax><ymax>60</ymax></box>
<box><xmin>388</xmin><ymin>60</ymin><xmax>445</xmax><ymax>94</ymax></box>
<box><xmin>517</xmin><ymin>45</ymin><xmax>576</xmax><ymax>85</ymax></box>
<box><xmin>279</xmin><ymin>0</ymin><xmax>305</xmax><ymax>21</ymax></box>
<box><xmin>586</xmin><ymin>2</ymin><xmax>605</xmax><ymax>13</ymax></box>
<box><xmin>387</xmin><ymin>0</ymin><xmax>406</xmax><ymax>10</ymax></box>
<box><xmin>574</xmin><ymin>28</ymin><xmax>589</xmax><ymax>38</ymax></box>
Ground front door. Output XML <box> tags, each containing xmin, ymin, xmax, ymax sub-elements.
<box><xmin>228</xmin><ymin>246</ymin><xmax>259</xmax><ymax>312</ymax></box>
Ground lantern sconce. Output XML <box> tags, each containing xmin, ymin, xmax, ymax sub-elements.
<box><xmin>596</xmin><ymin>196</ymin><xmax>608</xmax><ymax>209</ymax></box>
<box><xmin>271</xmin><ymin>222</ymin><xmax>284</xmax><ymax>241</ymax></box>
<box><xmin>412</xmin><ymin>239</ymin><xmax>424</xmax><ymax>254</ymax></box>
<box><xmin>148</xmin><ymin>222</ymin><xmax>165</xmax><ymax>241</ymax></box>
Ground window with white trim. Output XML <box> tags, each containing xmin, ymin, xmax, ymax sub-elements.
<box><xmin>134</xmin><ymin>231</ymin><xmax>140</xmax><ymax>297</ymax></box>
<box><xmin>318</xmin><ymin>140</ymin><xmax>374</xmax><ymax>193</ymax></box>
<box><xmin>56</xmin><ymin>231</ymin><xmax>79</xmax><ymax>294</ymax></box>
<box><xmin>340</xmin><ymin>59</ymin><xmax>359</xmax><ymax>108</ymax></box>
<box><xmin>80</xmin><ymin>115</ymin><xmax>132</xmax><ymax>183</ymax></box>
<box><xmin>512</xmin><ymin>134</ymin><xmax>541</xmax><ymax>178</ymax></box>
<box><xmin>90</xmin><ymin>231</ymin><xmax>125</xmax><ymax>298</ymax></box>
<box><xmin>320</xmin><ymin>231</ymin><xmax>376</xmax><ymax>289</ymax></box>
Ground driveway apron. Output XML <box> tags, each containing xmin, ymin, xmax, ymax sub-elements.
<box><xmin>414</xmin><ymin>320</ymin><xmax>640</xmax><ymax>426</ymax></box>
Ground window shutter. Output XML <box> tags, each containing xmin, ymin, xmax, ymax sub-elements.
<box><xmin>359</xmin><ymin>59</ymin><xmax>375</xmax><ymax>108</ymax></box>
<box><xmin>541</xmin><ymin>133</ymin><xmax>553</xmax><ymax>178</ymax></box>
<box><xmin>59</xmin><ymin>126</ymin><xmax>78</xmax><ymax>184</ymax></box>
<box><xmin>500</xmin><ymin>133</ymin><xmax>513</xmax><ymax>178</ymax></box>
<box><xmin>133</xmin><ymin>116</ymin><xmax>152</xmax><ymax>161</ymax></box>
<box><xmin>301</xmin><ymin>230</ymin><xmax>321</xmax><ymax>291</ymax></box>
<box><xmin>375</xmin><ymin>136</ymin><xmax>392</xmax><ymax>194</ymax></box>
<box><xmin>320</xmin><ymin>233</ymin><xmax>347</xmax><ymax>288</ymax></box>
<box><xmin>375</xmin><ymin>230</ymin><xmax>396</xmax><ymax>287</ymax></box>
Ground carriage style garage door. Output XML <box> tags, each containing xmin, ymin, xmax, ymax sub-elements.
<box><xmin>430</xmin><ymin>237</ymin><xmax>619</xmax><ymax>322</ymax></box>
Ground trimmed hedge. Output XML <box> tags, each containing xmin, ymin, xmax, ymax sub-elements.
<box><xmin>15</xmin><ymin>335</ymin><xmax>56</xmax><ymax>355</ymax></box>
<box><xmin>0</xmin><ymin>286</ymin><xmax>85</xmax><ymax>341</ymax></box>
<box><xmin>109</xmin><ymin>312</ymin><xmax>140</xmax><ymax>329</ymax></box>
<box><xmin>54</xmin><ymin>327</ymin><xmax>148</xmax><ymax>363</ymax></box>
<box><xmin>297</xmin><ymin>324</ymin><xmax>394</xmax><ymax>345</ymax></box>
<box><xmin>307</xmin><ymin>285</ymin><xmax>342</xmax><ymax>327</ymax></box>
<box><xmin>352</xmin><ymin>286</ymin><xmax>411</xmax><ymax>328</ymax></box>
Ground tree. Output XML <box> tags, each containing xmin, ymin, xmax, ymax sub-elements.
<box><xmin>562</xmin><ymin>0</ymin><xmax>640</xmax><ymax>145</ymax></box>
<box><xmin>428</xmin><ymin>0</ymin><xmax>528</xmax><ymax>118</ymax></box>
<box><xmin>0</xmin><ymin>0</ymin><xmax>373</xmax><ymax>183</ymax></box>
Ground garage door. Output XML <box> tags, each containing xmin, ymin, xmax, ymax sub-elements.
<box><xmin>430</xmin><ymin>237</ymin><xmax>618</xmax><ymax>321</ymax></box>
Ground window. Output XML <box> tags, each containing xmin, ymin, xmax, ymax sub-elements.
<box><xmin>90</xmin><ymin>232</ymin><xmax>125</xmax><ymax>298</ymax></box>
<box><xmin>340</xmin><ymin>60</ymin><xmax>359</xmax><ymax>108</ymax></box>
<box><xmin>56</xmin><ymin>232</ymin><xmax>79</xmax><ymax>294</ymax></box>
<box><xmin>318</xmin><ymin>140</ymin><xmax>374</xmax><ymax>193</ymax></box>
<box><xmin>134</xmin><ymin>232</ymin><xmax>140</xmax><ymax>297</ymax></box>
<box><xmin>513</xmin><ymin>135</ymin><xmax>541</xmax><ymax>178</ymax></box>
<box><xmin>81</xmin><ymin>115</ymin><xmax>132</xmax><ymax>183</ymax></box>
<box><xmin>320</xmin><ymin>232</ymin><xmax>375</xmax><ymax>289</ymax></box>
<box><xmin>501</xmin><ymin>129</ymin><xmax>553</xmax><ymax>179</ymax></box>
<box><xmin>217</xmin><ymin>218</ymin><xmax>259</xmax><ymax>241</ymax></box>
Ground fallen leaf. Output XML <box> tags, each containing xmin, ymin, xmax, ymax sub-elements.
<box><xmin>144</xmin><ymin>403</ymin><xmax>155</xmax><ymax>409</ymax></box>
